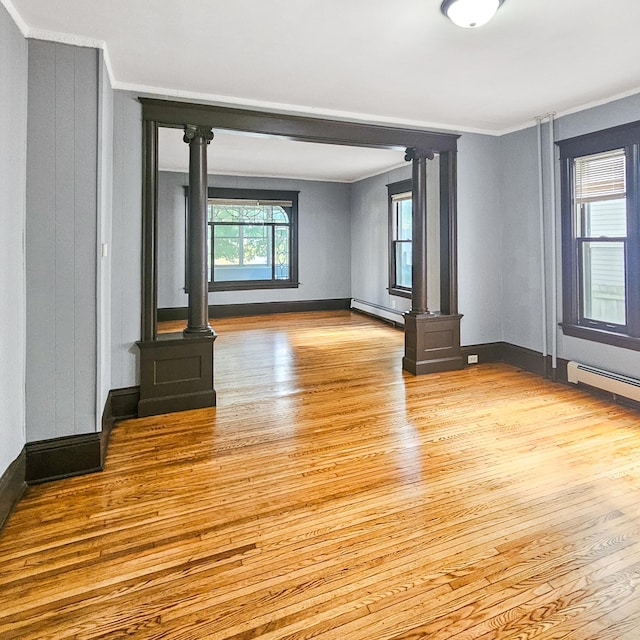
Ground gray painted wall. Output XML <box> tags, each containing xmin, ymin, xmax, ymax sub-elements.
<box><xmin>0</xmin><ymin>4</ymin><xmax>27</xmax><ymax>476</ymax></box>
<box><xmin>500</xmin><ymin>93</ymin><xmax>640</xmax><ymax>378</ymax></box>
<box><xmin>456</xmin><ymin>134</ymin><xmax>503</xmax><ymax>346</ymax></box>
<box><xmin>499</xmin><ymin>126</ymin><xmax>544</xmax><ymax>352</ymax></box>
<box><xmin>350</xmin><ymin>165</ymin><xmax>412</xmax><ymax>314</ymax></box>
<box><xmin>350</xmin><ymin>136</ymin><xmax>504</xmax><ymax>348</ymax></box>
<box><xmin>157</xmin><ymin>170</ymin><xmax>351</xmax><ymax>308</ymax></box>
<box><xmin>97</xmin><ymin>52</ymin><xmax>113</xmax><ymax>418</ymax></box>
<box><xmin>26</xmin><ymin>41</ymin><xmax>98</xmax><ymax>441</ymax></box>
<box><xmin>110</xmin><ymin>87</ymin><xmax>640</xmax><ymax>393</ymax></box>
<box><xmin>111</xmin><ymin>91</ymin><xmax>142</xmax><ymax>389</ymax></box>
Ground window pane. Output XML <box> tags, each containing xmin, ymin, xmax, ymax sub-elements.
<box><xmin>203</xmin><ymin>191</ymin><xmax>297</xmax><ymax>287</ymax></box>
<box><xmin>243</xmin><ymin>226</ymin><xmax>271</xmax><ymax>269</ymax></box>
<box><xmin>214</xmin><ymin>237</ymin><xmax>240</xmax><ymax>265</ymax></box>
<box><xmin>582</xmin><ymin>199</ymin><xmax>627</xmax><ymax>237</ymax></box>
<box><xmin>582</xmin><ymin>241</ymin><xmax>626</xmax><ymax>325</ymax></box>
<box><xmin>215</xmin><ymin>224</ymin><xmax>239</xmax><ymax>238</ymax></box>
<box><xmin>212</xmin><ymin>206</ymin><xmax>241</xmax><ymax>222</ymax></box>
<box><xmin>395</xmin><ymin>241</ymin><xmax>412</xmax><ymax>289</ymax></box>
<box><xmin>397</xmin><ymin>199</ymin><xmax>412</xmax><ymax>241</ymax></box>
<box><xmin>274</xmin><ymin>226</ymin><xmax>290</xmax><ymax>280</ymax></box>
<box><xmin>210</xmin><ymin>201</ymin><xmax>290</xmax><ymax>224</ymax></box>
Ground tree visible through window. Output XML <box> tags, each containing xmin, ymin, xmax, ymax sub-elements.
<box><xmin>210</xmin><ymin>199</ymin><xmax>291</xmax><ymax>282</ymax></box>
<box><xmin>186</xmin><ymin>187</ymin><xmax>299</xmax><ymax>291</ymax></box>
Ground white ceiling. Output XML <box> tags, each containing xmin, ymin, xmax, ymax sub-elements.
<box><xmin>6</xmin><ymin>0</ymin><xmax>640</xmax><ymax>180</ymax></box>
<box><xmin>158</xmin><ymin>128</ymin><xmax>407</xmax><ymax>183</ymax></box>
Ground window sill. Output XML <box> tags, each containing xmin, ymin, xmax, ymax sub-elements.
<box><xmin>208</xmin><ymin>281</ymin><xmax>299</xmax><ymax>293</ymax></box>
<box><xmin>388</xmin><ymin>287</ymin><xmax>412</xmax><ymax>299</ymax></box>
<box><xmin>560</xmin><ymin>323</ymin><xmax>640</xmax><ymax>352</ymax></box>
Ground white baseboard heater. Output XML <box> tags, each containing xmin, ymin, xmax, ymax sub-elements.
<box><xmin>567</xmin><ymin>361</ymin><xmax>640</xmax><ymax>403</ymax></box>
<box><xmin>350</xmin><ymin>299</ymin><xmax>405</xmax><ymax>326</ymax></box>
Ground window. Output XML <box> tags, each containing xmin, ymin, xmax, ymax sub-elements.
<box><xmin>388</xmin><ymin>179</ymin><xmax>413</xmax><ymax>298</ymax></box>
<box><xmin>559</xmin><ymin>121</ymin><xmax>640</xmax><ymax>350</ymax></box>
<box><xmin>186</xmin><ymin>187</ymin><xmax>299</xmax><ymax>291</ymax></box>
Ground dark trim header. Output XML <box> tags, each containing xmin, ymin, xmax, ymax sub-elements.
<box><xmin>140</xmin><ymin>98</ymin><xmax>459</xmax><ymax>153</ymax></box>
<box><xmin>557</xmin><ymin>119</ymin><xmax>640</xmax><ymax>158</ymax></box>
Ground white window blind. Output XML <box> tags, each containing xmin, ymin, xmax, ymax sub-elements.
<box><xmin>575</xmin><ymin>149</ymin><xmax>626</xmax><ymax>202</ymax></box>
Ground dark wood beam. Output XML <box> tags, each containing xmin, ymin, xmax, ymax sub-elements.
<box><xmin>140</xmin><ymin>98</ymin><xmax>459</xmax><ymax>152</ymax></box>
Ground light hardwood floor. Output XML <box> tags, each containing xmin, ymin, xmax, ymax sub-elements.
<box><xmin>1</xmin><ymin>311</ymin><xmax>640</xmax><ymax>639</ymax></box>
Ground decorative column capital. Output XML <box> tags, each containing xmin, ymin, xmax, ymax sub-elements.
<box><xmin>183</xmin><ymin>125</ymin><xmax>214</xmax><ymax>145</ymax></box>
<box><xmin>405</xmin><ymin>147</ymin><xmax>435</xmax><ymax>162</ymax></box>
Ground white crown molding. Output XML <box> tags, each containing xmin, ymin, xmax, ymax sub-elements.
<box><xmin>6</xmin><ymin>0</ymin><xmax>640</xmax><ymax>141</ymax></box>
<box><xmin>1</xmin><ymin>0</ymin><xmax>118</xmax><ymax>88</ymax></box>
<box><xmin>496</xmin><ymin>85</ymin><xmax>640</xmax><ymax>137</ymax></box>
<box><xmin>349</xmin><ymin>160</ymin><xmax>410</xmax><ymax>184</ymax></box>
<box><xmin>27</xmin><ymin>27</ymin><xmax>105</xmax><ymax>50</ymax></box>
<box><xmin>0</xmin><ymin>0</ymin><xmax>28</xmax><ymax>36</ymax></box>
<box><xmin>113</xmin><ymin>80</ymin><xmax>503</xmax><ymax>137</ymax></box>
<box><xmin>158</xmin><ymin>159</ymin><xmax>410</xmax><ymax>185</ymax></box>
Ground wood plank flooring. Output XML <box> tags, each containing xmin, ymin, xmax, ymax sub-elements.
<box><xmin>1</xmin><ymin>311</ymin><xmax>640</xmax><ymax>639</ymax></box>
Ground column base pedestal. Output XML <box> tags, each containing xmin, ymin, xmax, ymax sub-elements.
<box><xmin>402</xmin><ymin>313</ymin><xmax>464</xmax><ymax>375</ymax></box>
<box><xmin>136</xmin><ymin>332</ymin><xmax>217</xmax><ymax>417</ymax></box>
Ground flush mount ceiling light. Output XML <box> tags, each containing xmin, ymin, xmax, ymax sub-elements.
<box><xmin>441</xmin><ymin>0</ymin><xmax>505</xmax><ymax>28</ymax></box>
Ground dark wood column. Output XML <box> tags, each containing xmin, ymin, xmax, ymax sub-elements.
<box><xmin>403</xmin><ymin>147</ymin><xmax>463</xmax><ymax>376</ymax></box>
<box><xmin>406</xmin><ymin>147</ymin><xmax>433</xmax><ymax>315</ymax></box>
<box><xmin>141</xmin><ymin>120</ymin><xmax>158</xmax><ymax>341</ymax></box>
<box><xmin>136</xmin><ymin>122</ymin><xmax>217</xmax><ymax>417</ymax></box>
<box><xmin>183</xmin><ymin>125</ymin><xmax>214</xmax><ymax>336</ymax></box>
<box><xmin>439</xmin><ymin>149</ymin><xmax>459</xmax><ymax>316</ymax></box>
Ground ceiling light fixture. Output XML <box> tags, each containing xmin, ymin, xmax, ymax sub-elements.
<box><xmin>441</xmin><ymin>0</ymin><xmax>505</xmax><ymax>28</ymax></box>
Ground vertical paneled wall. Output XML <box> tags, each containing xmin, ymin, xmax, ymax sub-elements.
<box><xmin>0</xmin><ymin>3</ymin><xmax>27</xmax><ymax>476</ymax></box>
<box><xmin>26</xmin><ymin>41</ymin><xmax>98</xmax><ymax>441</ymax></box>
<box><xmin>111</xmin><ymin>91</ymin><xmax>142</xmax><ymax>389</ymax></box>
<box><xmin>97</xmin><ymin>52</ymin><xmax>114</xmax><ymax>418</ymax></box>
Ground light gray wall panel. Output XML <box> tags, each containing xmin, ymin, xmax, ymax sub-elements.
<box><xmin>72</xmin><ymin>45</ymin><xmax>98</xmax><ymax>434</ymax></box>
<box><xmin>555</xmin><ymin>93</ymin><xmax>640</xmax><ymax>142</ymax></box>
<box><xmin>97</xmin><ymin>51</ymin><xmax>113</xmax><ymax>415</ymax></box>
<box><xmin>26</xmin><ymin>40</ymin><xmax>57</xmax><ymax>442</ymax></box>
<box><xmin>54</xmin><ymin>43</ymin><xmax>77</xmax><ymax>435</ymax></box>
<box><xmin>158</xmin><ymin>171</ymin><xmax>188</xmax><ymax>309</ymax></box>
<box><xmin>157</xmin><ymin>171</ymin><xmax>351</xmax><ymax>308</ymax></box>
<box><xmin>0</xmin><ymin>3</ymin><xmax>27</xmax><ymax>476</ymax></box>
<box><xmin>499</xmin><ymin>126</ymin><xmax>543</xmax><ymax>352</ymax></box>
<box><xmin>26</xmin><ymin>41</ymin><xmax>98</xmax><ymax>441</ymax></box>
<box><xmin>111</xmin><ymin>91</ymin><xmax>142</xmax><ymax>389</ymax></box>
<box><xmin>454</xmin><ymin>133</ymin><xmax>503</xmax><ymax>346</ymax></box>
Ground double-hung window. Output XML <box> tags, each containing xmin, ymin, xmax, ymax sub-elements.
<box><xmin>388</xmin><ymin>179</ymin><xmax>413</xmax><ymax>297</ymax></box>
<box><xmin>186</xmin><ymin>187</ymin><xmax>299</xmax><ymax>292</ymax></box>
<box><xmin>559</xmin><ymin>121</ymin><xmax>640</xmax><ymax>350</ymax></box>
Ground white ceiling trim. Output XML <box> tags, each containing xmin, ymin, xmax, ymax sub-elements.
<box><xmin>1</xmin><ymin>0</ymin><xmax>502</xmax><ymax>137</ymax></box>
<box><xmin>0</xmin><ymin>0</ymin><xmax>28</xmax><ymax>36</ymax></box>
<box><xmin>158</xmin><ymin>160</ymin><xmax>411</xmax><ymax>185</ymax></box>
<box><xmin>493</xmin><ymin>84</ymin><xmax>640</xmax><ymax>137</ymax></box>
<box><xmin>5</xmin><ymin>0</ymin><xmax>640</xmax><ymax>141</ymax></box>
<box><xmin>27</xmin><ymin>27</ymin><xmax>105</xmax><ymax>50</ymax></box>
<box><xmin>117</xmin><ymin>80</ymin><xmax>502</xmax><ymax>137</ymax></box>
<box><xmin>1</xmin><ymin>0</ymin><xmax>119</xmax><ymax>88</ymax></box>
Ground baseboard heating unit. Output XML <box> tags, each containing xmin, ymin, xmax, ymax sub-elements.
<box><xmin>567</xmin><ymin>361</ymin><xmax>640</xmax><ymax>403</ymax></box>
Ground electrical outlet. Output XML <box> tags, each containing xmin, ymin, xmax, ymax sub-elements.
<box><xmin>467</xmin><ymin>354</ymin><xmax>479</xmax><ymax>364</ymax></box>
<box><xmin>391</xmin><ymin>299</ymin><xmax>396</xmax><ymax>309</ymax></box>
